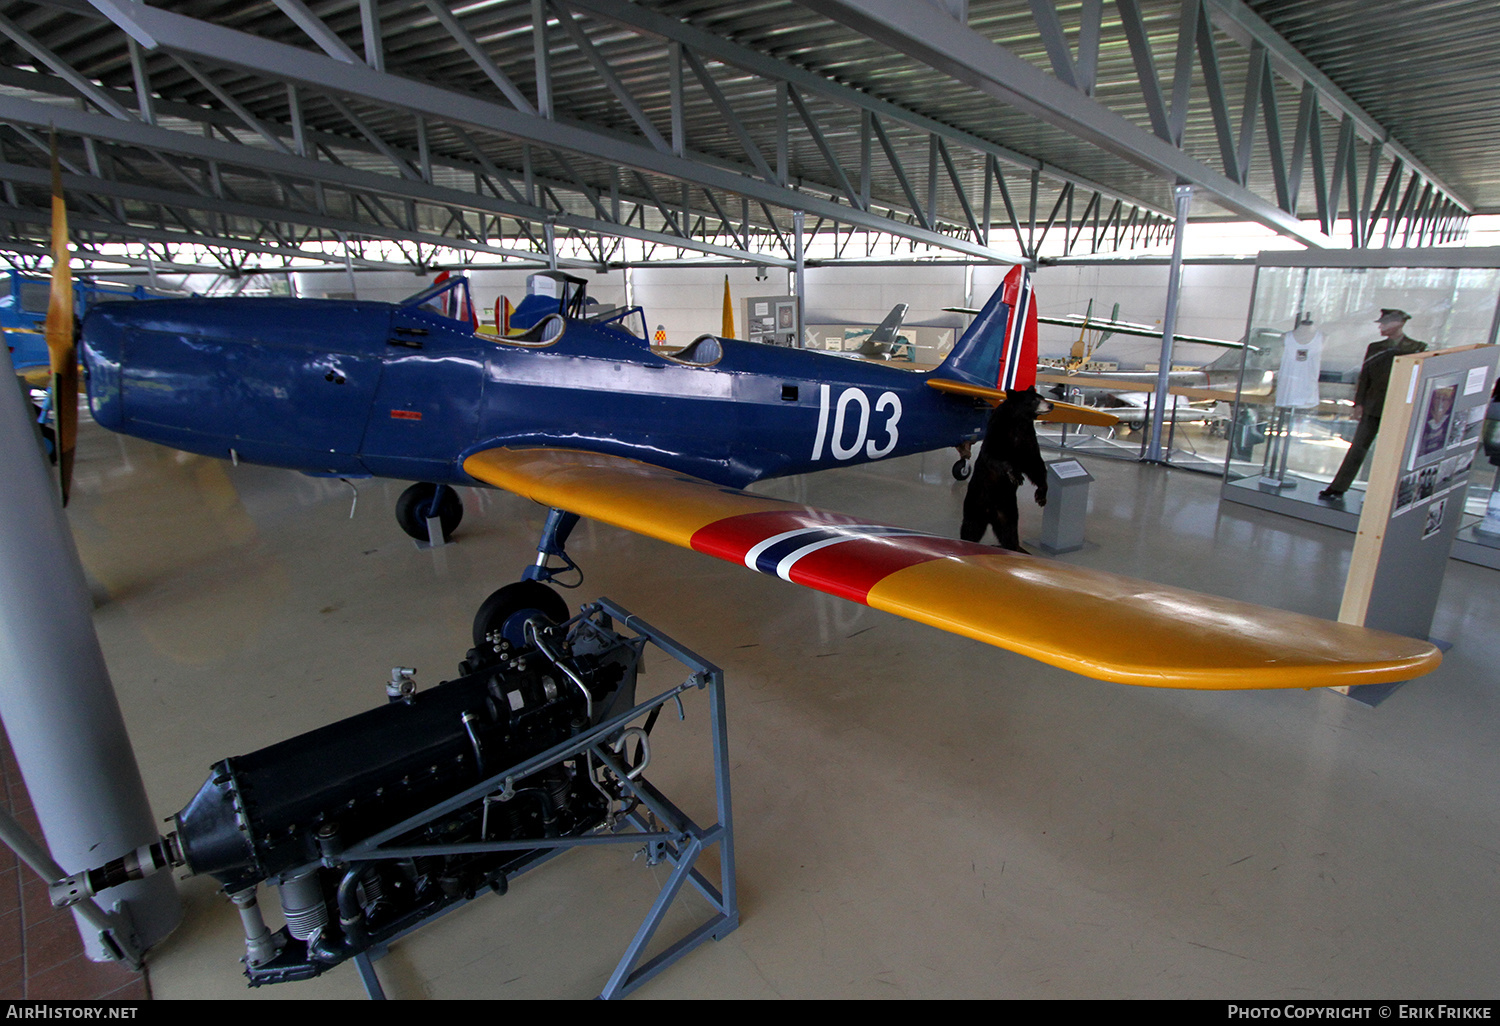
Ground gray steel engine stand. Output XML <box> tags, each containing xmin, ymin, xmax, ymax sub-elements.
<box><xmin>337</xmin><ymin>597</ymin><xmax>738</xmax><ymax>1000</ymax></box>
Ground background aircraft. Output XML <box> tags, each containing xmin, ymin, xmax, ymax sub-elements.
<box><xmin>949</xmin><ymin>300</ymin><xmax>1247</xmax><ymax>354</ymax></box>
<box><xmin>948</xmin><ymin>298</ymin><xmax>1268</xmax><ymax>432</ymax></box>
<box><xmin>4</xmin><ymin>267</ymin><xmax>179</xmax><ymax>383</ymax></box>
<box><xmin>831</xmin><ymin>303</ymin><xmax>916</xmax><ymax>361</ymax></box>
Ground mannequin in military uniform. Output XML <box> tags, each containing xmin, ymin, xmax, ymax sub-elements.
<box><xmin>1319</xmin><ymin>309</ymin><xmax>1426</xmax><ymax>501</ymax></box>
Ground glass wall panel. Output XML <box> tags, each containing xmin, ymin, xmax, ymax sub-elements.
<box><xmin>1223</xmin><ymin>254</ymin><xmax>1500</xmax><ymax>524</ymax></box>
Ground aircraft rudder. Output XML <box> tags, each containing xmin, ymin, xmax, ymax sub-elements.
<box><xmin>1005</xmin><ymin>267</ymin><xmax>1038</xmax><ymax>392</ymax></box>
<box><xmin>932</xmin><ymin>265</ymin><xmax>1036</xmax><ymax>391</ymax></box>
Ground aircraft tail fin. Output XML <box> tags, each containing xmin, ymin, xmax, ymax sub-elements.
<box><xmin>933</xmin><ymin>265</ymin><xmax>1036</xmax><ymax>393</ymax></box>
<box><xmin>867</xmin><ymin>303</ymin><xmax>908</xmax><ymax>346</ymax></box>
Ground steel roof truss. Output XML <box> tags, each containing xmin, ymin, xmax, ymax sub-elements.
<box><xmin>1069</xmin><ymin>189</ymin><xmax>1101</xmax><ymax>255</ymax></box>
<box><xmin>1028</xmin><ymin>0</ymin><xmax>1079</xmax><ymax>91</ymax></box>
<box><xmin>1329</xmin><ymin>114</ymin><xmax>1356</xmax><ymax>243</ymax></box>
<box><xmin>868</xmin><ymin>115</ymin><xmax>928</xmax><ymax>232</ymax></box>
<box><xmin>1235</xmin><ymin>45</ymin><xmax>1267</xmax><ymax>189</ymax></box>
<box><xmin>0</xmin><ymin>12</ymin><xmax>134</xmax><ymax>121</ymax></box>
<box><xmin>420</xmin><ymin>0</ymin><xmax>534</xmax><ymax>115</ymax></box>
<box><xmin>168</xmin><ymin>54</ymin><xmax>292</xmax><ymax>157</ymax></box>
<box><xmin>936</xmin><ymin>137</ymin><xmax>982</xmax><ymax>241</ymax></box>
<box><xmin>270</xmin><ymin>0</ymin><xmax>360</xmax><ymax>65</ymax></box>
<box><xmin>786</xmin><ymin>85</ymin><xmax>859</xmax><ymax>210</ymax></box>
<box><xmin>549</xmin><ymin>149</ymin><xmax>611</xmax><ymax>223</ymax></box>
<box><xmin>1032</xmin><ymin>182</ymin><xmax>1071</xmax><ymax>256</ymax></box>
<box><xmin>989</xmin><ymin>155</ymin><xmax>1025</xmax><ymax>257</ymax></box>
<box><xmin>551</xmin><ymin>1</ymin><xmax>667</xmax><ymax>154</ymax></box>
<box><xmin>1115</xmin><ymin>0</ymin><xmax>1173</xmax><ymax>143</ymax></box>
<box><xmin>565</xmin><ymin>0</ymin><xmax>1159</xmax><ymax>215</ymax></box>
<box><xmin>357</xmin><ymin>0</ymin><xmax>383</xmax><ymax>73</ymax></box>
<box><xmin>629</xmin><ymin>169</ymin><xmax>683</xmax><ymax>238</ymax></box>
<box><xmin>126</xmin><ymin>36</ymin><xmax>154</xmax><ymax>125</ymax></box>
<box><xmin>7</xmin><ymin>1</ymin><xmax>1108</xmax><ymax>266</ymax></box>
<box><xmin>799</xmin><ymin>0</ymin><xmax>1471</xmax><ymax>249</ymax></box>
<box><xmin>700</xmin><ymin>187</ymin><xmax>747</xmax><ymax>252</ymax></box>
<box><xmin>1257</xmin><ymin>51</ymin><xmax>1290</xmax><ymax>210</ymax></box>
<box><xmin>1195</xmin><ymin>1</ymin><xmax>1238</xmax><ymax>180</ymax></box>
<box><xmin>679</xmin><ymin>47</ymin><xmax>775</xmax><ymax>185</ymax></box>
<box><xmin>756</xmin><ymin>202</ymin><xmax>791</xmax><ymax>257</ymax></box>
<box><xmin>323</xmin><ymin>95</ymin><xmax>421</xmax><ymax>182</ymax></box>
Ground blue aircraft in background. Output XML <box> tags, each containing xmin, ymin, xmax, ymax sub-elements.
<box><xmin>65</xmin><ymin>262</ymin><xmax>1440</xmax><ymax>692</ymax></box>
<box><xmin>4</xmin><ymin>267</ymin><xmax>176</xmax><ymax>381</ymax></box>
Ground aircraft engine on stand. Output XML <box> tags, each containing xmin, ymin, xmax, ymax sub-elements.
<box><xmin>53</xmin><ymin>605</ymin><xmax>650</xmax><ymax>986</ymax></box>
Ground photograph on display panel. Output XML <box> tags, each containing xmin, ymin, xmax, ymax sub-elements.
<box><xmin>1415</xmin><ymin>377</ymin><xmax>1460</xmax><ymax>466</ymax></box>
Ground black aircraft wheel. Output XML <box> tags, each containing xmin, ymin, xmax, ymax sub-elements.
<box><xmin>395</xmin><ymin>482</ymin><xmax>464</xmax><ymax>541</ymax></box>
<box><xmin>472</xmin><ymin>580</ymin><xmax>570</xmax><ymax>649</ymax></box>
<box><xmin>952</xmin><ymin>458</ymin><xmax>971</xmax><ymax>481</ymax></box>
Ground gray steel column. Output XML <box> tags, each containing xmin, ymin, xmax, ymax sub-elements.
<box><xmin>1146</xmin><ymin>184</ymin><xmax>1193</xmax><ymax>463</ymax></box>
<box><xmin>0</xmin><ymin>349</ymin><xmax>180</xmax><ymax>958</ymax></box>
<box><xmin>793</xmin><ymin>209</ymin><xmax>806</xmax><ymax>348</ymax></box>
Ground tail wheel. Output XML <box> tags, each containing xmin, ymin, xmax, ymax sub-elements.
<box><xmin>473</xmin><ymin>581</ymin><xmax>570</xmax><ymax>649</ymax></box>
<box><xmin>952</xmin><ymin>458</ymin><xmax>971</xmax><ymax>481</ymax></box>
<box><xmin>396</xmin><ymin>483</ymin><xmax>463</xmax><ymax>541</ymax></box>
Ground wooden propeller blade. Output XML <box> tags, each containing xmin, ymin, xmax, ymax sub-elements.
<box><xmin>45</xmin><ymin>129</ymin><xmax>77</xmax><ymax>505</ymax></box>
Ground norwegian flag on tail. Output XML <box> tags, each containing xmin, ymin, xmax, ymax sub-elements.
<box><xmin>997</xmin><ymin>264</ymin><xmax>1037</xmax><ymax>392</ymax></box>
<box><xmin>931</xmin><ymin>263</ymin><xmax>1038</xmax><ymax>394</ymax></box>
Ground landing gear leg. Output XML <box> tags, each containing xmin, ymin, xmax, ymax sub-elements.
<box><xmin>523</xmin><ymin>507</ymin><xmax>582</xmax><ymax>586</ymax></box>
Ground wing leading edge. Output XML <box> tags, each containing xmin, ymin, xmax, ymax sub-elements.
<box><xmin>463</xmin><ymin>447</ymin><xmax>1440</xmax><ymax>690</ymax></box>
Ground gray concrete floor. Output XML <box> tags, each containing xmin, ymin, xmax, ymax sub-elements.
<box><xmin>63</xmin><ymin>420</ymin><xmax>1500</xmax><ymax>1000</ymax></box>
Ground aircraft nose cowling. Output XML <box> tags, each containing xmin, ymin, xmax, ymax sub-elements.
<box><xmin>78</xmin><ymin>297</ymin><xmax>392</xmax><ymax>475</ymax></box>
<box><xmin>80</xmin><ymin>305</ymin><xmax>125</xmax><ymax>431</ymax></box>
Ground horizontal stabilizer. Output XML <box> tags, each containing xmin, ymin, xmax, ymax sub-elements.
<box><xmin>944</xmin><ymin>307</ymin><xmax>1245</xmax><ymax>349</ymax></box>
<box><xmin>463</xmin><ymin>447</ymin><xmax>1440</xmax><ymax>691</ymax></box>
<box><xmin>927</xmin><ymin>378</ymin><xmax>1119</xmax><ymax>427</ymax></box>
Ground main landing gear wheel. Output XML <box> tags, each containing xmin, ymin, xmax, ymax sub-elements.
<box><xmin>472</xmin><ymin>580</ymin><xmax>570</xmax><ymax>649</ymax></box>
<box><xmin>952</xmin><ymin>440</ymin><xmax>973</xmax><ymax>481</ymax></box>
<box><xmin>395</xmin><ymin>482</ymin><xmax>463</xmax><ymax>541</ymax></box>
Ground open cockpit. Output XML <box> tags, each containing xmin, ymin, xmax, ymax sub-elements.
<box><xmin>402</xmin><ymin>271</ymin><xmax>651</xmax><ymax>350</ymax></box>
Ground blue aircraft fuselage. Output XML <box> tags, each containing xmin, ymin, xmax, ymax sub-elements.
<box><xmin>81</xmin><ymin>295</ymin><xmax>991</xmax><ymax>490</ymax></box>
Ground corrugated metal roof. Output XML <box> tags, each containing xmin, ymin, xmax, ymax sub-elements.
<box><xmin>0</xmin><ymin>0</ymin><xmax>1495</xmax><ymax>270</ymax></box>
<box><xmin>1246</xmin><ymin>0</ymin><xmax>1500</xmax><ymax>212</ymax></box>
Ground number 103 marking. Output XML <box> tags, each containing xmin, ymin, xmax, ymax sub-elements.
<box><xmin>811</xmin><ymin>385</ymin><xmax>902</xmax><ymax>461</ymax></box>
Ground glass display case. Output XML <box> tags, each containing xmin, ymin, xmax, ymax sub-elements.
<box><xmin>1221</xmin><ymin>249</ymin><xmax>1500</xmax><ymax>559</ymax></box>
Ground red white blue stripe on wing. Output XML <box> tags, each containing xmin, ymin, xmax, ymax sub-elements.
<box><xmin>462</xmin><ymin>446</ymin><xmax>1444</xmax><ymax>690</ymax></box>
<box><xmin>691</xmin><ymin>509</ymin><xmax>984</xmax><ymax>604</ymax></box>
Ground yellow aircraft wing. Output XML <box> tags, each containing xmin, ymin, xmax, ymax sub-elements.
<box><xmin>463</xmin><ymin>447</ymin><xmax>1440</xmax><ymax>691</ymax></box>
